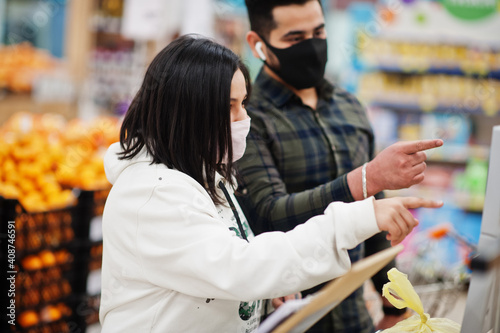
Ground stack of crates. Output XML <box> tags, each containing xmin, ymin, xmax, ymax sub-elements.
<box><xmin>1</xmin><ymin>188</ymin><xmax>109</xmax><ymax>333</ymax></box>
<box><xmin>0</xmin><ymin>195</ymin><xmax>79</xmax><ymax>333</ymax></box>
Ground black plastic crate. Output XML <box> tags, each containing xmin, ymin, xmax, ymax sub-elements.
<box><xmin>72</xmin><ymin>189</ymin><xmax>109</xmax><ymax>241</ymax></box>
<box><xmin>1</xmin><ymin>197</ymin><xmax>76</xmax><ymax>258</ymax></box>
<box><xmin>71</xmin><ymin>294</ymin><xmax>101</xmax><ymax>330</ymax></box>
<box><xmin>1</xmin><ymin>187</ymin><xmax>110</xmax><ymax>332</ymax></box>
<box><xmin>0</xmin><ymin>197</ymin><xmax>78</xmax><ymax>333</ymax></box>
<box><xmin>71</xmin><ymin>188</ymin><xmax>107</xmax><ymax>296</ymax></box>
<box><xmin>71</xmin><ymin>188</ymin><xmax>109</xmax><ymax>332</ymax></box>
<box><xmin>72</xmin><ymin>241</ymin><xmax>102</xmax><ymax>296</ymax></box>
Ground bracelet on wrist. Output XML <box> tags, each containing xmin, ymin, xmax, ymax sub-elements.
<box><xmin>362</xmin><ymin>162</ymin><xmax>368</xmax><ymax>199</ymax></box>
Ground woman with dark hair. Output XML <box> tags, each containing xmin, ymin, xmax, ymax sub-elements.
<box><xmin>99</xmin><ymin>34</ymin><xmax>441</xmax><ymax>332</ymax></box>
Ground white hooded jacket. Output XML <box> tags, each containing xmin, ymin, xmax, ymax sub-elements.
<box><xmin>99</xmin><ymin>142</ymin><xmax>381</xmax><ymax>333</ymax></box>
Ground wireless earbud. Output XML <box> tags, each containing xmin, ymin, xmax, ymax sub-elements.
<box><xmin>255</xmin><ymin>41</ymin><xmax>267</xmax><ymax>61</ymax></box>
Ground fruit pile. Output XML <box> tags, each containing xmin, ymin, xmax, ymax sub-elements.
<box><xmin>0</xmin><ymin>112</ymin><xmax>120</xmax><ymax>212</ymax></box>
<box><xmin>0</xmin><ymin>43</ymin><xmax>56</xmax><ymax>93</ymax></box>
<box><xmin>57</xmin><ymin>116</ymin><xmax>120</xmax><ymax>190</ymax></box>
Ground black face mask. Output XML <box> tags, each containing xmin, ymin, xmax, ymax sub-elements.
<box><xmin>261</xmin><ymin>38</ymin><xmax>328</xmax><ymax>90</ymax></box>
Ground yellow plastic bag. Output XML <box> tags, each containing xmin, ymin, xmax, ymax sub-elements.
<box><xmin>381</xmin><ymin>268</ymin><xmax>461</xmax><ymax>333</ymax></box>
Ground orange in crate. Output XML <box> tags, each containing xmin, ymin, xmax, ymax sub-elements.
<box><xmin>54</xmin><ymin>249</ymin><xmax>72</xmax><ymax>264</ymax></box>
<box><xmin>18</xmin><ymin>310</ymin><xmax>39</xmax><ymax>328</ymax></box>
<box><xmin>40</xmin><ymin>305</ymin><xmax>62</xmax><ymax>323</ymax></box>
<box><xmin>22</xmin><ymin>255</ymin><xmax>43</xmax><ymax>271</ymax></box>
<box><xmin>56</xmin><ymin>302</ymin><xmax>72</xmax><ymax>317</ymax></box>
<box><xmin>39</xmin><ymin>250</ymin><xmax>57</xmax><ymax>267</ymax></box>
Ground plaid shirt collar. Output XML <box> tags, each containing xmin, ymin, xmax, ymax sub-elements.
<box><xmin>253</xmin><ymin>68</ymin><xmax>335</xmax><ymax>109</ymax></box>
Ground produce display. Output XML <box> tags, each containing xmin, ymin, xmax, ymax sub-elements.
<box><xmin>0</xmin><ymin>112</ymin><xmax>119</xmax><ymax>332</ymax></box>
<box><xmin>0</xmin><ymin>112</ymin><xmax>120</xmax><ymax>212</ymax></box>
<box><xmin>0</xmin><ymin>43</ymin><xmax>56</xmax><ymax>93</ymax></box>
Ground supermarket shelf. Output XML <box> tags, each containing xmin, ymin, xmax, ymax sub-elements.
<box><xmin>368</xmin><ymin>65</ymin><xmax>500</xmax><ymax>80</ymax></box>
<box><xmin>369</xmin><ymin>100</ymin><xmax>500</xmax><ymax>117</ymax></box>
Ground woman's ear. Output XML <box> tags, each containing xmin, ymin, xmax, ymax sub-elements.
<box><xmin>246</xmin><ymin>31</ymin><xmax>266</xmax><ymax>61</ymax></box>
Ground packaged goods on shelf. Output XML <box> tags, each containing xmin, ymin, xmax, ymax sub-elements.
<box><xmin>420</xmin><ymin>113</ymin><xmax>470</xmax><ymax>146</ymax></box>
<box><xmin>453</xmin><ymin>158</ymin><xmax>488</xmax><ymax>212</ymax></box>
<box><xmin>358</xmin><ymin>72</ymin><xmax>500</xmax><ymax>116</ymax></box>
<box><xmin>367</xmin><ymin>107</ymin><xmax>399</xmax><ymax>152</ymax></box>
<box><xmin>359</xmin><ymin>38</ymin><xmax>500</xmax><ymax>76</ymax></box>
<box><xmin>398</xmin><ymin>113</ymin><xmax>421</xmax><ymax>142</ymax></box>
<box><xmin>87</xmin><ymin>48</ymin><xmax>144</xmax><ymax>114</ymax></box>
<box><xmin>420</xmin><ymin>113</ymin><xmax>472</xmax><ymax>163</ymax></box>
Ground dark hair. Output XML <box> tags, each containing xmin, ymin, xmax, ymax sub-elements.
<box><xmin>119</xmin><ymin>35</ymin><xmax>251</xmax><ymax>205</ymax></box>
<box><xmin>245</xmin><ymin>0</ymin><xmax>323</xmax><ymax>39</ymax></box>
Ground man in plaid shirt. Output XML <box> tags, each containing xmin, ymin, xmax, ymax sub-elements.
<box><xmin>236</xmin><ymin>1</ymin><xmax>443</xmax><ymax>332</ymax></box>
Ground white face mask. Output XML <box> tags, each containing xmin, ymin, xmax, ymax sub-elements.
<box><xmin>225</xmin><ymin>117</ymin><xmax>251</xmax><ymax>163</ymax></box>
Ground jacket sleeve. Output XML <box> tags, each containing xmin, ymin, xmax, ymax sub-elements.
<box><xmin>134</xmin><ymin>179</ymin><xmax>380</xmax><ymax>302</ymax></box>
<box><xmin>236</xmin><ymin>117</ymin><xmax>354</xmax><ymax>235</ymax></box>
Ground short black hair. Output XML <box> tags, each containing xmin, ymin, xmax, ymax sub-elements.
<box><xmin>119</xmin><ymin>34</ymin><xmax>251</xmax><ymax>205</ymax></box>
<box><xmin>245</xmin><ymin>0</ymin><xmax>322</xmax><ymax>39</ymax></box>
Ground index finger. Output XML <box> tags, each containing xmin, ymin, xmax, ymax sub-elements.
<box><xmin>401</xmin><ymin>139</ymin><xmax>443</xmax><ymax>154</ymax></box>
<box><xmin>401</xmin><ymin>197</ymin><xmax>444</xmax><ymax>210</ymax></box>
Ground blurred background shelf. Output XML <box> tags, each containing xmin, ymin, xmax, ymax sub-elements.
<box><xmin>368</xmin><ymin>100</ymin><xmax>500</xmax><ymax>117</ymax></box>
<box><xmin>367</xmin><ymin>66</ymin><xmax>500</xmax><ymax>80</ymax></box>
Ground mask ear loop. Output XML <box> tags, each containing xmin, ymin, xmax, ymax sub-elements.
<box><xmin>256</xmin><ymin>39</ymin><xmax>281</xmax><ymax>78</ymax></box>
